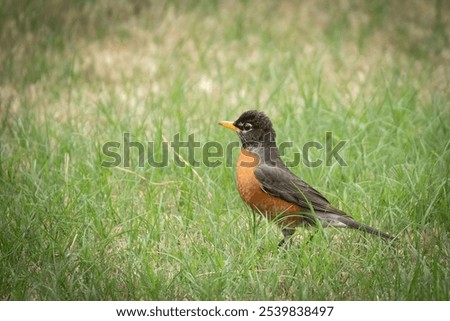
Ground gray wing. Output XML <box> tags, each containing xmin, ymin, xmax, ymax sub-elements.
<box><xmin>254</xmin><ymin>164</ymin><xmax>395</xmax><ymax>239</ymax></box>
<box><xmin>254</xmin><ymin>163</ymin><xmax>345</xmax><ymax>215</ymax></box>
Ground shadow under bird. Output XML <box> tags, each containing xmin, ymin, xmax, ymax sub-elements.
<box><xmin>219</xmin><ymin>110</ymin><xmax>395</xmax><ymax>246</ymax></box>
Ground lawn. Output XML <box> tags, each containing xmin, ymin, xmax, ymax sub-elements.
<box><xmin>0</xmin><ymin>0</ymin><xmax>449</xmax><ymax>300</ymax></box>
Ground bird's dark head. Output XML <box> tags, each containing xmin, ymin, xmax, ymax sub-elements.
<box><xmin>219</xmin><ymin>110</ymin><xmax>277</xmax><ymax>148</ymax></box>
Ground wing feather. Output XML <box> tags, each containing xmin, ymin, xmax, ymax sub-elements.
<box><xmin>254</xmin><ymin>163</ymin><xmax>346</xmax><ymax>216</ymax></box>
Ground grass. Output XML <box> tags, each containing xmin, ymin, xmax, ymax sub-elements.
<box><xmin>0</xmin><ymin>0</ymin><xmax>449</xmax><ymax>300</ymax></box>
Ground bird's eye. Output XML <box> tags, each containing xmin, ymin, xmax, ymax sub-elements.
<box><xmin>243</xmin><ymin>123</ymin><xmax>253</xmax><ymax>131</ymax></box>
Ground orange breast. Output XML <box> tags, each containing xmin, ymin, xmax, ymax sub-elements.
<box><xmin>236</xmin><ymin>149</ymin><xmax>303</xmax><ymax>228</ymax></box>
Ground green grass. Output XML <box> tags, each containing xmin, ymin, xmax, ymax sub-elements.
<box><xmin>1</xmin><ymin>0</ymin><xmax>449</xmax><ymax>300</ymax></box>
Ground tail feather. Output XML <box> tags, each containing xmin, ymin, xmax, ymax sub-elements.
<box><xmin>316</xmin><ymin>212</ymin><xmax>395</xmax><ymax>241</ymax></box>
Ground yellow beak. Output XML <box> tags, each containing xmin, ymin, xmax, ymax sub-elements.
<box><xmin>218</xmin><ymin>121</ymin><xmax>238</xmax><ymax>132</ymax></box>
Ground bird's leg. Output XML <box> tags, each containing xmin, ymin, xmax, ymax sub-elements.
<box><xmin>278</xmin><ymin>228</ymin><xmax>296</xmax><ymax>248</ymax></box>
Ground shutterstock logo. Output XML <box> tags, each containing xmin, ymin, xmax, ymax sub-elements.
<box><xmin>101</xmin><ymin>132</ymin><xmax>347</xmax><ymax>168</ymax></box>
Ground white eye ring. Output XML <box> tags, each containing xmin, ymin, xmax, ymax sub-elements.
<box><xmin>243</xmin><ymin>123</ymin><xmax>253</xmax><ymax>131</ymax></box>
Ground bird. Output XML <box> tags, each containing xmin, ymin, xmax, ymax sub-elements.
<box><xmin>219</xmin><ymin>110</ymin><xmax>395</xmax><ymax>246</ymax></box>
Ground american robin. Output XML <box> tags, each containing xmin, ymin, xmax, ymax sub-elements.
<box><xmin>219</xmin><ymin>110</ymin><xmax>394</xmax><ymax>246</ymax></box>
